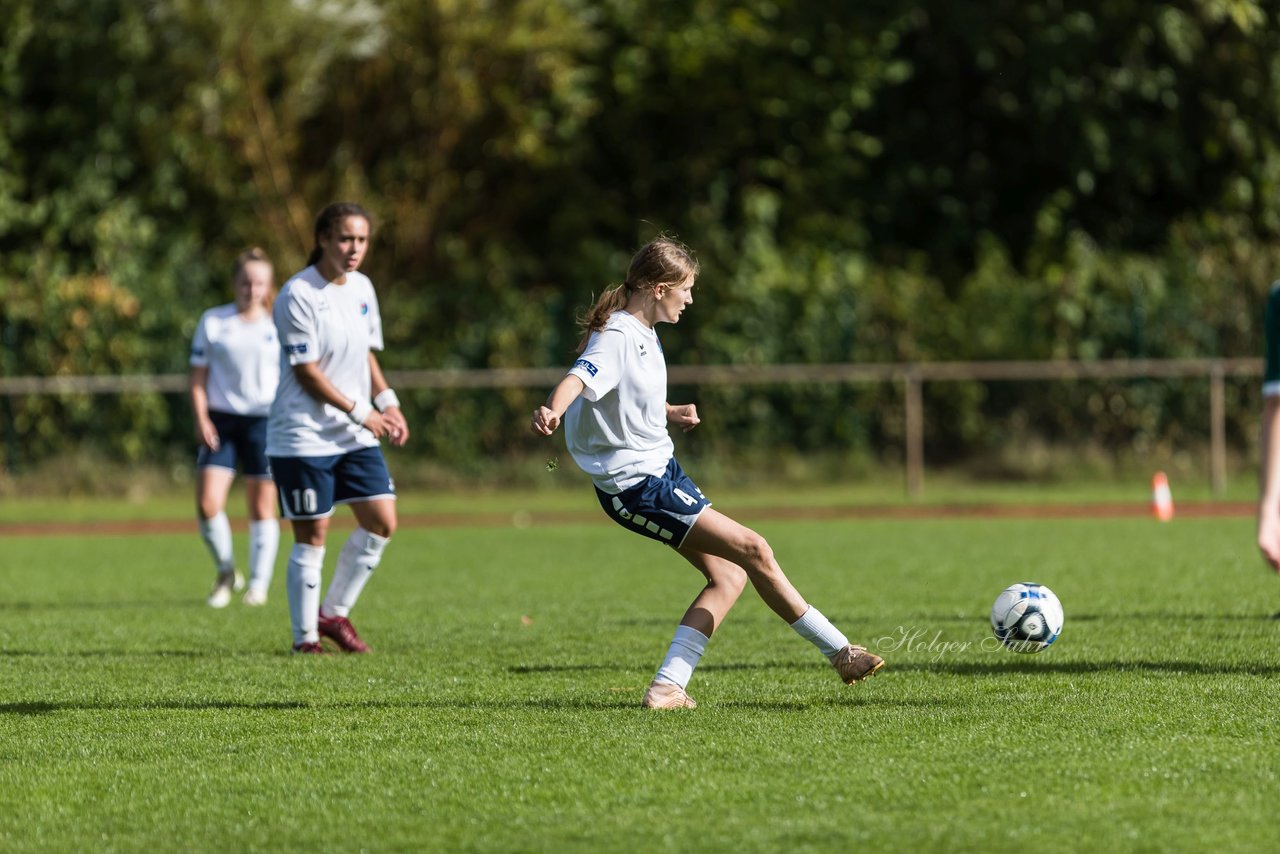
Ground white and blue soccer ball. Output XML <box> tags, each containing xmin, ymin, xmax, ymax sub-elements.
<box><xmin>990</xmin><ymin>582</ymin><xmax>1063</xmax><ymax>654</ymax></box>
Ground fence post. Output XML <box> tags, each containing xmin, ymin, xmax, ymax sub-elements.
<box><xmin>1210</xmin><ymin>361</ymin><xmax>1226</xmax><ymax>496</ymax></box>
<box><xmin>905</xmin><ymin>368</ymin><xmax>924</xmax><ymax>499</ymax></box>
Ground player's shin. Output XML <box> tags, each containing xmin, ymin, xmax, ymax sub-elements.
<box><xmin>248</xmin><ymin>519</ymin><xmax>279</xmax><ymax>595</ymax></box>
<box><xmin>321</xmin><ymin>528</ymin><xmax>387</xmax><ymax>618</ymax></box>
<box><xmin>287</xmin><ymin>543</ymin><xmax>325</xmax><ymax>645</ymax></box>
<box><xmin>198</xmin><ymin>512</ymin><xmax>235</xmax><ymax>573</ymax></box>
<box><xmin>653</xmin><ymin>624</ymin><xmax>709</xmax><ymax>690</ymax></box>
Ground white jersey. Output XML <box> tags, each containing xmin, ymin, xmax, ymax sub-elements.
<box><xmin>564</xmin><ymin>311</ymin><xmax>673</xmax><ymax>493</ymax></box>
<box><xmin>189</xmin><ymin>304</ymin><xmax>280</xmax><ymax>417</ymax></box>
<box><xmin>266</xmin><ymin>266</ymin><xmax>384</xmax><ymax>457</ymax></box>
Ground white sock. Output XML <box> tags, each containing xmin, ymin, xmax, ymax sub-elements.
<box><xmin>321</xmin><ymin>528</ymin><xmax>388</xmax><ymax>618</ymax></box>
<box><xmin>198</xmin><ymin>512</ymin><xmax>235</xmax><ymax>574</ymax></box>
<box><xmin>287</xmin><ymin>543</ymin><xmax>325</xmax><ymax>645</ymax></box>
<box><xmin>653</xmin><ymin>625</ymin><xmax>710</xmax><ymax>690</ymax></box>
<box><xmin>790</xmin><ymin>606</ymin><xmax>849</xmax><ymax>658</ymax></box>
<box><xmin>247</xmin><ymin>520</ymin><xmax>279</xmax><ymax>593</ymax></box>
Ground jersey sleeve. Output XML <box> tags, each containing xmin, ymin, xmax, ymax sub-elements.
<box><xmin>189</xmin><ymin>312</ymin><xmax>211</xmax><ymax>367</ymax></box>
<box><xmin>1265</xmin><ymin>283</ymin><xmax>1280</xmax><ymax>397</ymax></box>
<box><xmin>568</xmin><ymin>329</ymin><xmax>627</xmax><ymax>401</ymax></box>
<box><xmin>365</xmin><ymin>280</ymin><xmax>385</xmax><ymax>351</ymax></box>
<box><xmin>277</xmin><ymin>288</ymin><xmax>320</xmax><ymax>367</ymax></box>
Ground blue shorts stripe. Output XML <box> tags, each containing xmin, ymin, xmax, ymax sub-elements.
<box><xmin>595</xmin><ymin>458</ymin><xmax>710</xmax><ymax>548</ymax></box>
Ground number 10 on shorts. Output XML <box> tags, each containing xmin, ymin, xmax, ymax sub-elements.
<box><xmin>291</xmin><ymin>488</ymin><xmax>318</xmax><ymax>515</ymax></box>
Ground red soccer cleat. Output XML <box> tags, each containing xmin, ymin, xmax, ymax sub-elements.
<box><xmin>317</xmin><ymin>612</ymin><xmax>371</xmax><ymax>653</ymax></box>
<box><xmin>291</xmin><ymin>641</ymin><xmax>327</xmax><ymax>655</ymax></box>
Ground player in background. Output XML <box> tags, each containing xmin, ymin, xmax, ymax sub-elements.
<box><xmin>190</xmin><ymin>247</ymin><xmax>281</xmax><ymax>608</ymax></box>
<box><xmin>530</xmin><ymin>237</ymin><xmax>885</xmax><ymax>709</ymax></box>
<box><xmin>1256</xmin><ymin>282</ymin><xmax>1280</xmax><ymax>575</ymax></box>
<box><xmin>266</xmin><ymin>202</ymin><xmax>409</xmax><ymax>655</ymax></box>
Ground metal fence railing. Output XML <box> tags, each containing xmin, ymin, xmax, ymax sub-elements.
<box><xmin>1</xmin><ymin>357</ymin><xmax>1263</xmax><ymax>496</ymax></box>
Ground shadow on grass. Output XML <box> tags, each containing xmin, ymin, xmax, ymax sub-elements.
<box><xmin>505</xmin><ymin>659</ymin><xmax>1278</xmax><ymax>689</ymax></box>
<box><xmin>714</xmin><ymin>695</ymin><xmax>949</xmax><ymax>711</ymax></box>
<box><xmin>512</xmin><ymin>659</ymin><xmax>1280</xmax><ymax>678</ymax></box>
<box><xmin>509</xmin><ymin>663</ymin><xmax>638</xmax><ymax>674</ymax></box>
<box><xmin>0</xmin><ymin>700</ymin><xmax>309</xmax><ymax>715</ymax></box>
<box><xmin>510</xmin><ymin>661</ymin><xmax>815</xmax><ymax>675</ymax></box>
<box><xmin>891</xmin><ymin>660</ymin><xmax>1280</xmax><ymax>676</ymax></box>
<box><xmin>1</xmin><ymin>650</ymin><xmax>235</xmax><ymax>658</ymax></box>
<box><xmin>0</xmin><ymin>692</ymin><xmax>965</xmax><ymax>717</ymax></box>
<box><xmin>0</xmin><ymin>600</ymin><xmax>201</xmax><ymax>612</ymax></box>
<box><xmin>0</xmin><ymin>697</ymin><xmax>641</xmax><ymax>715</ymax></box>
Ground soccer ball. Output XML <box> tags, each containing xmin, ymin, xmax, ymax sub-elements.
<box><xmin>990</xmin><ymin>582</ymin><xmax>1063</xmax><ymax>654</ymax></box>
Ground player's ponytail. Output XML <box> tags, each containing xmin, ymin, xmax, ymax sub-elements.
<box><xmin>576</xmin><ymin>283</ymin><xmax>630</xmax><ymax>352</ymax></box>
<box><xmin>575</xmin><ymin>237</ymin><xmax>698</xmax><ymax>352</ymax></box>
<box><xmin>307</xmin><ymin>202</ymin><xmax>373</xmax><ymax>268</ymax></box>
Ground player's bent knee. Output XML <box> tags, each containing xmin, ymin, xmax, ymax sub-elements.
<box><xmin>366</xmin><ymin>519</ymin><xmax>395</xmax><ymax>539</ymax></box>
<box><xmin>736</xmin><ymin>531</ymin><xmax>774</xmax><ymax>571</ymax></box>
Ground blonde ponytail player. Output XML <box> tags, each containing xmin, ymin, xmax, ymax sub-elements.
<box><xmin>531</xmin><ymin>237</ymin><xmax>884</xmax><ymax>709</ymax></box>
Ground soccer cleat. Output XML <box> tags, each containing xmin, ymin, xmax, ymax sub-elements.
<box><xmin>641</xmin><ymin>679</ymin><xmax>698</xmax><ymax>710</ymax></box>
<box><xmin>317</xmin><ymin>612</ymin><xmax>371</xmax><ymax>653</ymax></box>
<box><xmin>206</xmin><ymin>568</ymin><xmax>246</xmax><ymax>608</ymax></box>
<box><xmin>207</xmin><ymin>584</ymin><xmax>232</xmax><ymax>609</ymax></box>
<box><xmin>291</xmin><ymin>641</ymin><xmax>326</xmax><ymax>655</ymax></box>
<box><xmin>830</xmin><ymin>644</ymin><xmax>885</xmax><ymax>684</ymax></box>
<box><xmin>241</xmin><ymin>588</ymin><xmax>268</xmax><ymax>607</ymax></box>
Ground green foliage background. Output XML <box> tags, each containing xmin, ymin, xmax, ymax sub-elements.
<box><xmin>3</xmin><ymin>0</ymin><xmax>1280</xmax><ymax>478</ymax></box>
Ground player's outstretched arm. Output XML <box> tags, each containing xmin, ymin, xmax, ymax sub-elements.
<box><xmin>531</xmin><ymin>375</ymin><xmax>586</xmax><ymax>436</ymax></box>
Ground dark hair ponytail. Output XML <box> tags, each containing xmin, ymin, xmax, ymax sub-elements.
<box><xmin>307</xmin><ymin>202</ymin><xmax>373</xmax><ymax>267</ymax></box>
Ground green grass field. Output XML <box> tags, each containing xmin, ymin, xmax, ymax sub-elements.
<box><xmin>1</xmin><ymin>502</ymin><xmax>1277</xmax><ymax>851</ymax></box>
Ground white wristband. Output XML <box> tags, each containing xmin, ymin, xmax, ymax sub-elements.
<box><xmin>373</xmin><ymin>388</ymin><xmax>401</xmax><ymax>412</ymax></box>
<box><xmin>347</xmin><ymin>398</ymin><xmax>374</xmax><ymax>425</ymax></box>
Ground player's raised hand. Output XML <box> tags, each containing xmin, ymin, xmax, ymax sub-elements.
<box><xmin>531</xmin><ymin>406</ymin><xmax>561</xmax><ymax>436</ymax></box>
<box><xmin>667</xmin><ymin>403</ymin><xmax>700</xmax><ymax>433</ymax></box>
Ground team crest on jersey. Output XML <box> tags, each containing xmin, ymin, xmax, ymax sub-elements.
<box><xmin>360</xmin><ymin>302</ymin><xmax>369</xmax><ymax>316</ymax></box>
<box><xmin>573</xmin><ymin>358</ymin><xmax>599</xmax><ymax>377</ymax></box>
<box><xmin>638</xmin><ymin>342</ymin><xmax>647</xmax><ymax>357</ymax></box>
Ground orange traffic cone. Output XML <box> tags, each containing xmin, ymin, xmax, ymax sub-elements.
<box><xmin>1151</xmin><ymin>471</ymin><xmax>1174</xmax><ymax>521</ymax></box>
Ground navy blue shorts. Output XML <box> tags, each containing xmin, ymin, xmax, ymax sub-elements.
<box><xmin>595</xmin><ymin>458</ymin><xmax>711</xmax><ymax>548</ymax></box>
<box><xmin>269</xmin><ymin>446</ymin><xmax>396</xmax><ymax>520</ymax></box>
<box><xmin>196</xmin><ymin>411</ymin><xmax>271</xmax><ymax>478</ymax></box>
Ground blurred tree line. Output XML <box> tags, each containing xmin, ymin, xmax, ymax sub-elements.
<box><xmin>2</xmin><ymin>0</ymin><xmax>1279</xmax><ymax>483</ymax></box>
